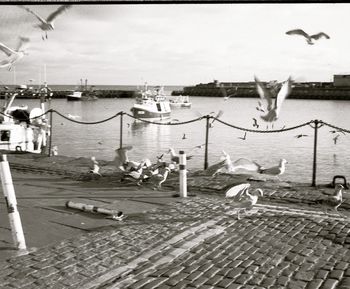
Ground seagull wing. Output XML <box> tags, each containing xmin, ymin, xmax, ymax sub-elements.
<box><xmin>286</xmin><ymin>29</ymin><xmax>310</xmax><ymax>39</ymax></box>
<box><xmin>275</xmin><ymin>77</ymin><xmax>292</xmax><ymax>117</ymax></box>
<box><xmin>232</xmin><ymin>158</ymin><xmax>262</xmax><ymax>172</ymax></box>
<box><xmin>20</xmin><ymin>6</ymin><xmax>47</xmax><ymax>24</ymax></box>
<box><xmin>0</xmin><ymin>59</ymin><xmax>11</xmax><ymax>67</ymax></box>
<box><xmin>310</xmin><ymin>32</ymin><xmax>330</xmax><ymax>40</ymax></box>
<box><xmin>254</xmin><ymin>76</ymin><xmax>273</xmax><ymax>111</ymax></box>
<box><xmin>225</xmin><ymin>183</ymin><xmax>251</xmax><ymax>200</ymax></box>
<box><xmin>47</xmin><ymin>5</ymin><xmax>72</xmax><ymax>22</ymax></box>
<box><xmin>16</xmin><ymin>37</ymin><xmax>30</xmax><ymax>52</ymax></box>
<box><xmin>0</xmin><ymin>42</ymin><xmax>15</xmax><ymax>56</ymax></box>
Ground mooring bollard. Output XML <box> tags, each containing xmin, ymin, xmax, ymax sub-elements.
<box><xmin>179</xmin><ymin>150</ymin><xmax>187</xmax><ymax>197</ymax></box>
<box><xmin>66</xmin><ymin>201</ymin><xmax>124</xmax><ymax>220</ymax></box>
<box><xmin>0</xmin><ymin>155</ymin><xmax>27</xmax><ymax>250</ymax></box>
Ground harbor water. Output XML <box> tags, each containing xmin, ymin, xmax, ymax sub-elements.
<box><xmin>11</xmin><ymin>96</ymin><xmax>350</xmax><ymax>184</ymax></box>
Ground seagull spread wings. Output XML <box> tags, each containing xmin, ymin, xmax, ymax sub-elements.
<box><xmin>225</xmin><ymin>183</ymin><xmax>250</xmax><ymax>200</ymax></box>
<box><xmin>260</xmin><ymin>77</ymin><xmax>292</xmax><ymax>122</ymax></box>
<box><xmin>286</xmin><ymin>29</ymin><xmax>330</xmax><ymax>44</ymax></box>
<box><xmin>20</xmin><ymin>5</ymin><xmax>71</xmax><ymax>25</ymax></box>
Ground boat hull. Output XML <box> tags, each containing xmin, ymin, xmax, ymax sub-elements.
<box><xmin>131</xmin><ymin>107</ymin><xmax>171</xmax><ymax>121</ymax></box>
<box><xmin>170</xmin><ymin>102</ymin><xmax>192</xmax><ymax>108</ymax></box>
<box><xmin>67</xmin><ymin>96</ymin><xmax>81</xmax><ymax>101</ymax></box>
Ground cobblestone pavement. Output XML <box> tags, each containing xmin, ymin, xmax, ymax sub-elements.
<box><xmin>1</xmin><ymin>153</ymin><xmax>350</xmax><ymax>289</ymax></box>
<box><xmin>1</xmin><ymin>190</ymin><xmax>350</xmax><ymax>289</ymax></box>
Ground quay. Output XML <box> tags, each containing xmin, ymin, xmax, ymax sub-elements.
<box><xmin>0</xmin><ymin>153</ymin><xmax>349</xmax><ymax>288</ymax></box>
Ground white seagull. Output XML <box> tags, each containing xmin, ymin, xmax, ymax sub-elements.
<box><xmin>19</xmin><ymin>5</ymin><xmax>72</xmax><ymax>40</ymax></box>
<box><xmin>90</xmin><ymin>156</ymin><xmax>101</xmax><ymax>176</ymax></box>
<box><xmin>0</xmin><ymin>37</ymin><xmax>30</xmax><ymax>70</ymax></box>
<box><xmin>258</xmin><ymin>159</ymin><xmax>288</xmax><ymax>180</ymax></box>
<box><xmin>286</xmin><ymin>29</ymin><xmax>330</xmax><ymax>45</ymax></box>
<box><xmin>317</xmin><ymin>184</ymin><xmax>344</xmax><ymax>215</ymax></box>
<box><xmin>167</xmin><ymin>148</ymin><xmax>193</xmax><ymax>164</ymax></box>
<box><xmin>255</xmin><ymin>76</ymin><xmax>292</xmax><ymax>122</ymax></box>
<box><xmin>114</xmin><ymin>145</ymin><xmax>133</xmax><ymax>171</ymax></box>
<box><xmin>225</xmin><ymin>183</ymin><xmax>263</xmax><ymax>220</ymax></box>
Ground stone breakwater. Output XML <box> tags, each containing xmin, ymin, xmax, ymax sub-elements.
<box><xmin>1</xmin><ymin>152</ymin><xmax>350</xmax><ymax>289</ymax></box>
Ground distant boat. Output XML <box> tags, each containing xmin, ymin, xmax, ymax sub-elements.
<box><xmin>169</xmin><ymin>95</ymin><xmax>191</xmax><ymax>108</ymax></box>
<box><xmin>130</xmin><ymin>84</ymin><xmax>171</xmax><ymax>121</ymax></box>
<box><xmin>66</xmin><ymin>90</ymin><xmax>82</xmax><ymax>101</ymax></box>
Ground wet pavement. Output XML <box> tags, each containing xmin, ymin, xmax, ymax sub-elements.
<box><xmin>0</xmin><ymin>153</ymin><xmax>349</xmax><ymax>289</ymax></box>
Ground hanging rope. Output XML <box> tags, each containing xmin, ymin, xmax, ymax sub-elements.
<box><xmin>319</xmin><ymin>120</ymin><xmax>350</xmax><ymax>134</ymax></box>
<box><xmin>124</xmin><ymin>112</ymin><xmax>204</xmax><ymax>125</ymax></box>
<box><xmin>52</xmin><ymin>110</ymin><xmax>122</xmax><ymax>125</ymax></box>
<box><xmin>214</xmin><ymin>117</ymin><xmax>314</xmax><ymax>133</ymax></box>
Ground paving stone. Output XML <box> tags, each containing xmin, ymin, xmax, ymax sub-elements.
<box><xmin>295</xmin><ymin>271</ymin><xmax>315</xmax><ymax>282</ymax></box>
<box><xmin>320</xmin><ymin>279</ymin><xmax>338</xmax><ymax>289</ymax></box>
<box><xmin>316</xmin><ymin>270</ymin><xmax>329</xmax><ymax>280</ymax></box>
<box><xmin>328</xmin><ymin>269</ymin><xmax>344</xmax><ymax>280</ymax></box>
<box><xmin>305</xmin><ymin>279</ymin><xmax>323</xmax><ymax>289</ymax></box>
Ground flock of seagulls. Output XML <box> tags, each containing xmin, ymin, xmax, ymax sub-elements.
<box><xmin>0</xmin><ymin>5</ymin><xmax>72</xmax><ymax>70</ymax></box>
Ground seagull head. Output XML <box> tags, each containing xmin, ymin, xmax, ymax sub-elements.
<box><xmin>254</xmin><ymin>188</ymin><xmax>264</xmax><ymax>196</ymax></box>
<box><xmin>280</xmin><ymin>159</ymin><xmax>288</xmax><ymax>165</ymax></box>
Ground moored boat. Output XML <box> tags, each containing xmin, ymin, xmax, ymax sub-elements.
<box><xmin>169</xmin><ymin>95</ymin><xmax>191</xmax><ymax>108</ymax></box>
<box><xmin>130</xmin><ymin>85</ymin><xmax>171</xmax><ymax>121</ymax></box>
<box><xmin>0</xmin><ymin>87</ymin><xmax>50</xmax><ymax>153</ymax></box>
<box><xmin>67</xmin><ymin>90</ymin><xmax>83</xmax><ymax>101</ymax></box>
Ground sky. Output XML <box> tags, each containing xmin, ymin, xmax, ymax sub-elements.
<box><xmin>0</xmin><ymin>3</ymin><xmax>349</xmax><ymax>86</ymax></box>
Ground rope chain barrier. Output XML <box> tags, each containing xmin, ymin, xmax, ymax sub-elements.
<box><xmin>1</xmin><ymin>108</ymin><xmax>349</xmax><ymax>134</ymax></box>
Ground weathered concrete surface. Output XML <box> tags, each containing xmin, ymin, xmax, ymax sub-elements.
<box><xmin>0</xmin><ymin>152</ymin><xmax>349</xmax><ymax>289</ymax></box>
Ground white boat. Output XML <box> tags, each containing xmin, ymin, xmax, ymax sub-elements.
<box><xmin>169</xmin><ymin>95</ymin><xmax>192</xmax><ymax>108</ymax></box>
<box><xmin>67</xmin><ymin>90</ymin><xmax>83</xmax><ymax>101</ymax></box>
<box><xmin>130</xmin><ymin>85</ymin><xmax>171</xmax><ymax>121</ymax></box>
<box><xmin>0</xmin><ymin>88</ymin><xmax>50</xmax><ymax>153</ymax></box>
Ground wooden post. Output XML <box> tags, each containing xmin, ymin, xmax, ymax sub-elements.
<box><xmin>311</xmin><ymin>120</ymin><xmax>319</xmax><ymax>187</ymax></box>
<box><xmin>204</xmin><ymin>116</ymin><xmax>210</xmax><ymax>170</ymax></box>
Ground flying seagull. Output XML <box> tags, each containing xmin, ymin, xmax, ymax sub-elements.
<box><xmin>19</xmin><ymin>5</ymin><xmax>72</xmax><ymax>40</ymax></box>
<box><xmin>225</xmin><ymin>183</ymin><xmax>263</xmax><ymax>220</ymax></box>
<box><xmin>294</xmin><ymin>134</ymin><xmax>308</xmax><ymax>138</ymax></box>
<box><xmin>0</xmin><ymin>37</ymin><xmax>30</xmax><ymax>70</ymax></box>
<box><xmin>333</xmin><ymin>134</ymin><xmax>340</xmax><ymax>145</ymax></box>
<box><xmin>252</xmin><ymin>118</ymin><xmax>259</xmax><ymax>128</ymax></box>
<box><xmin>255</xmin><ymin>76</ymin><xmax>292</xmax><ymax>122</ymax></box>
<box><xmin>286</xmin><ymin>29</ymin><xmax>330</xmax><ymax>45</ymax></box>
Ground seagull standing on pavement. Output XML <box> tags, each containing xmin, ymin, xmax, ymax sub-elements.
<box><xmin>258</xmin><ymin>159</ymin><xmax>288</xmax><ymax>179</ymax></box>
<box><xmin>167</xmin><ymin>148</ymin><xmax>193</xmax><ymax>164</ymax></box>
<box><xmin>286</xmin><ymin>29</ymin><xmax>330</xmax><ymax>45</ymax></box>
<box><xmin>317</xmin><ymin>184</ymin><xmax>344</xmax><ymax>215</ymax></box>
<box><xmin>90</xmin><ymin>156</ymin><xmax>101</xmax><ymax>176</ymax></box>
<box><xmin>225</xmin><ymin>183</ymin><xmax>263</xmax><ymax>220</ymax></box>
<box><xmin>19</xmin><ymin>5</ymin><xmax>72</xmax><ymax>40</ymax></box>
<box><xmin>0</xmin><ymin>37</ymin><xmax>30</xmax><ymax>70</ymax></box>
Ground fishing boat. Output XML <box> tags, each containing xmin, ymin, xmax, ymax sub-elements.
<box><xmin>66</xmin><ymin>90</ymin><xmax>83</xmax><ymax>101</ymax></box>
<box><xmin>130</xmin><ymin>85</ymin><xmax>171</xmax><ymax>121</ymax></box>
<box><xmin>0</xmin><ymin>87</ymin><xmax>50</xmax><ymax>153</ymax></box>
<box><xmin>169</xmin><ymin>95</ymin><xmax>191</xmax><ymax>108</ymax></box>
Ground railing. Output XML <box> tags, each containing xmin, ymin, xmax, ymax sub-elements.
<box><xmin>0</xmin><ymin>109</ymin><xmax>349</xmax><ymax>187</ymax></box>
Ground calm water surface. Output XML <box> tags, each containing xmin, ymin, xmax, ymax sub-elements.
<box><xmin>12</xmin><ymin>96</ymin><xmax>350</xmax><ymax>184</ymax></box>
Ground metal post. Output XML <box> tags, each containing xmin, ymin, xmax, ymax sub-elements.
<box><xmin>179</xmin><ymin>151</ymin><xmax>187</xmax><ymax>197</ymax></box>
<box><xmin>204</xmin><ymin>116</ymin><xmax>210</xmax><ymax>169</ymax></box>
<box><xmin>120</xmin><ymin>112</ymin><xmax>123</xmax><ymax>148</ymax></box>
<box><xmin>48</xmin><ymin>110</ymin><xmax>53</xmax><ymax>157</ymax></box>
<box><xmin>0</xmin><ymin>155</ymin><xmax>26</xmax><ymax>250</ymax></box>
<box><xmin>311</xmin><ymin>120</ymin><xmax>319</xmax><ymax>187</ymax></box>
